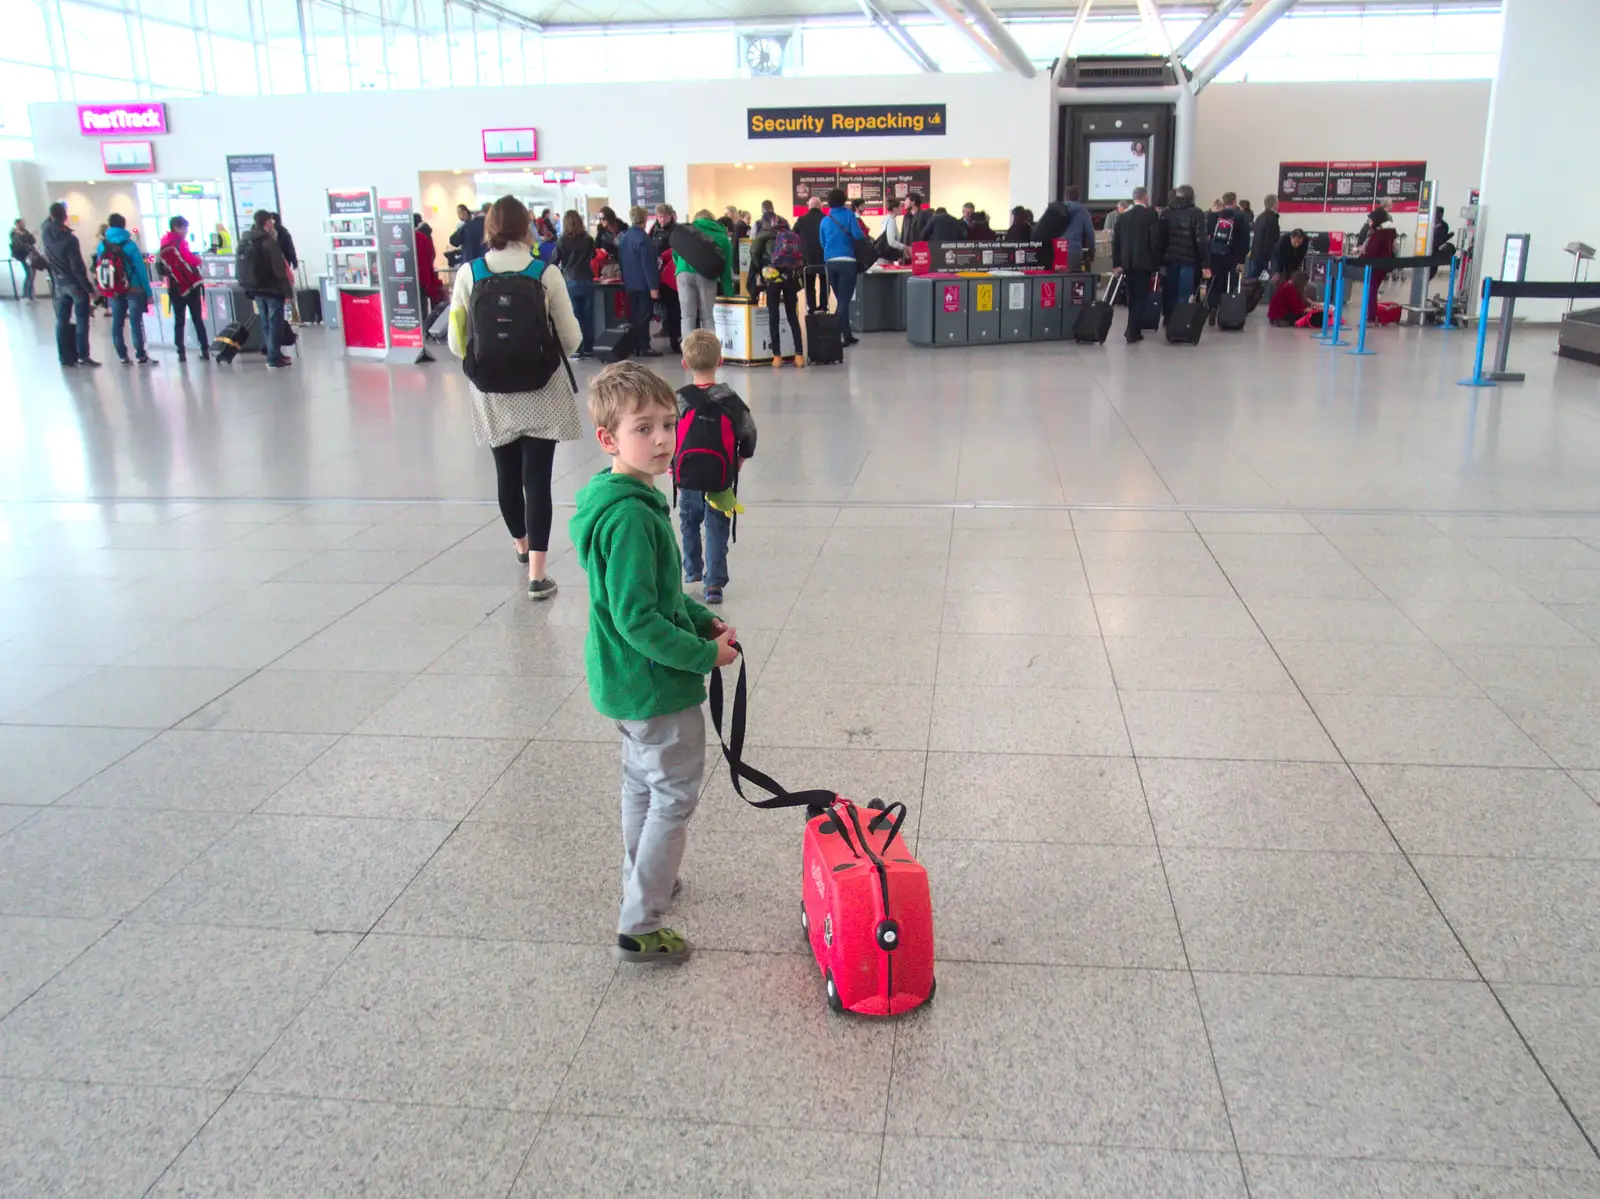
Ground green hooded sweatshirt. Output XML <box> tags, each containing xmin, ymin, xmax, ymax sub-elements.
<box><xmin>673</xmin><ymin>216</ymin><xmax>735</xmax><ymax>299</ymax></box>
<box><xmin>570</xmin><ymin>468</ymin><xmax>719</xmax><ymax>722</ymax></box>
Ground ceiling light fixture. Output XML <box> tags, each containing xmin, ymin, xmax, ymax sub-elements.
<box><xmin>962</xmin><ymin>159</ymin><xmax>972</xmax><ymax>166</ymax></box>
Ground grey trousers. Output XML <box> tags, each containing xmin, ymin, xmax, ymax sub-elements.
<box><xmin>679</xmin><ymin>273</ymin><xmax>718</xmax><ymax>333</ymax></box>
<box><xmin>617</xmin><ymin>705</ymin><xmax>706</xmax><ymax>936</ymax></box>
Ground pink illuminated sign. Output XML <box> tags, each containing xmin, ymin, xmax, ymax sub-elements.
<box><xmin>78</xmin><ymin>102</ymin><xmax>168</xmax><ymax>136</ymax></box>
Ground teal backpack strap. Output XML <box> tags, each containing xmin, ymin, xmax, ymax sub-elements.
<box><xmin>520</xmin><ymin>259</ymin><xmax>546</xmax><ymax>280</ymax></box>
<box><xmin>470</xmin><ymin>257</ymin><xmax>490</xmax><ymax>283</ymax></box>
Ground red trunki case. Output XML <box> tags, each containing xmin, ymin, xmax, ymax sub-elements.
<box><xmin>802</xmin><ymin>797</ymin><xmax>935</xmax><ymax>1015</ymax></box>
<box><xmin>710</xmin><ymin>649</ymin><xmax>935</xmax><ymax>1016</ymax></box>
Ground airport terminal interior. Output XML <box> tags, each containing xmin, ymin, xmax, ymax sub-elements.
<box><xmin>4</xmin><ymin>0</ymin><xmax>1600</xmax><ymax>1195</ymax></box>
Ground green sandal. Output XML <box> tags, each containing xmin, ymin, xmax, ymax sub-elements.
<box><xmin>616</xmin><ymin>928</ymin><xmax>692</xmax><ymax>962</ymax></box>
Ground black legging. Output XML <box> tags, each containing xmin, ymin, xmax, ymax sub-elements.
<box><xmin>490</xmin><ymin>436</ymin><xmax>557</xmax><ymax>551</ymax></box>
<box><xmin>766</xmin><ymin>279</ymin><xmax>801</xmax><ymax>356</ymax></box>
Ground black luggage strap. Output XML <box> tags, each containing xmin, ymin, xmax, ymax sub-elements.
<box><xmin>707</xmin><ymin>643</ymin><xmax>837</xmax><ymax>812</ymax></box>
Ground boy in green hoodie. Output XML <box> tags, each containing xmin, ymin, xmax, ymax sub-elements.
<box><xmin>571</xmin><ymin>361</ymin><xmax>739</xmax><ymax>962</ymax></box>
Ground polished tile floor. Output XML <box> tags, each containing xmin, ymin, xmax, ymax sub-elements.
<box><xmin>2</xmin><ymin>300</ymin><xmax>1600</xmax><ymax>1196</ymax></box>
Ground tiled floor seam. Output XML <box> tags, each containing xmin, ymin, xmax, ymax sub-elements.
<box><xmin>0</xmin><ymin>917</ymin><xmax>121</xmax><ymax>1025</ymax></box>
<box><xmin>1194</xmin><ymin>525</ymin><xmax>1600</xmax><ymax>1168</ymax></box>
<box><xmin>1074</xmin><ymin>516</ymin><xmax>1254</xmax><ymax>1198</ymax></box>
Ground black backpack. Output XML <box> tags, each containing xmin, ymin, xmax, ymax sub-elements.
<box><xmin>1210</xmin><ymin>213</ymin><xmax>1236</xmax><ymax>257</ymax></box>
<box><xmin>674</xmin><ymin>392</ymin><xmax>739</xmax><ymax>494</ymax></box>
<box><xmin>463</xmin><ymin>258</ymin><xmax>564</xmax><ymax>393</ymax></box>
<box><xmin>669</xmin><ymin>224</ymin><xmax>726</xmax><ymax>280</ymax></box>
<box><xmin>235</xmin><ymin>235</ymin><xmax>263</xmax><ymax>291</ymax></box>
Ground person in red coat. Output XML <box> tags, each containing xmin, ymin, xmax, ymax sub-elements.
<box><xmin>1360</xmin><ymin>207</ymin><xmax>1398</xmax><ymax>321</ymax></box>
<box><xmin>1267</xmin><ymin>271</ymin><xmax>1312</xmax><ymax>326</ymax></box>
<box><xmin>413</xmin><ymin>214</ymin><xmax>446</xmax><ymax>308</ymax></box>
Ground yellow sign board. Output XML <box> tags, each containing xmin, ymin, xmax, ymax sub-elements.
<box><xmin>974</xmin><ymin>283</ymin><xmax>994</xmax><ymax>312</ymax></box>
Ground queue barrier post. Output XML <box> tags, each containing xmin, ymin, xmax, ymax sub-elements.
<box><xmin>1328</xmin><ymin>264</ymin><xmax>1350</xmax><ymax>347</ymax></box>
<box><xmin>1313</xmin><ymin>261</ymin><xmax>1335</xmax><ymax>342</ymax></box>
<box><xmin>1442</xmin><ymin>255</ymin><xmax>1459</xmax><ymax>330</ymax></box>
<box><xmin>1457</xmin><ymin>274</ymin><xmax>1497</xmax><ymax>388</ymax></box>
<box><xmin>1347</xmin><ymin>265</ymin><xmax>1376</xmax><ymax>356</ymax></box>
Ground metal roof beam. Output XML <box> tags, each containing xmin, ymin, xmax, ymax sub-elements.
<box><xmin>1191</xmin><ymin>0</ymin><xmax>1296</xmax><ymax>90</ymax></box>
<box><xmin>915</xmin><ymin>0</ymin><xmax>1013</xmax><ymax>72</ymax></box>
<box><xmin>958</xmin><ymin>0</ymin><xmax>1037</xmax><ymax>77</ymax></box>
<box><xmin>1052</xmin><ymin>0</ymin><xmax>1094</xmax><ymax>85</ymax></box>
<box><xmin>858</xmin><ymin>0</ymin><xmax>940</xmax><ymax>72</ymax></box>
<box><xmin>1176</xmin><ymin>0</ymin><xmax>1246</xmax><ymax>60</ymax></box>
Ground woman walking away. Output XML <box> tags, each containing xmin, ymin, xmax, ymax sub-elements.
<box><xmin>10</xmin><ymin>219</ymin><xmax>38</xmax><ymax>300</ymax></box>
<box><xmin>1360</xmin><ymin>207</ymin><xmax>1398</xmax><ymax>323</ymax></box>
<box><xmin>820</xmin><ymin>187</ymin><xmax>866</xmax><ymax>347</ymax></box>
<box><xmin>158</xmin><ymin>216</ymin><xmax>209</xmax><ymax>362</ymax></box>
<box><xmin>760</xmin><ymin>216</ymin><xmax>806</xmax><ymax>367</ymax></box>
<box><xmin>448</xmin><ymin>196</ymin><xmax>583</xmax><ymax>600</ymax></box>
<box><xmin>554</xmin><ymin>209</ymin><xmax>597</xmax><ymax>358</ymax></box>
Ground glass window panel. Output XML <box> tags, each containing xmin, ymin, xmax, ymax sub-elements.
<box><xmin>663</xmin><ymin>30</ymin><xmax>734</xmax><ymax>80</ymax></box>
<box><xmin>259</xmin><ymin>0</ymin><xmax>302</xmax><ymax>37</ymax></box>
<box><xmin>419</xmin><ymin>27</ymin><xmax>451</xmax><ymax>88</ymax></box>
<box><xmin>312</xmin><ymin>32</ymin><xmax>351</xmax><ymax>92</ymax></box>
<box><xmin>204</xmin><ymin>0</ymin><xmax>255</xmax><ymax>38</ymax></box>
<box><xmin>1430</xmin><ymin>52</ymin><xmax>1498</xmax><ymax>80</ymax></box>
<box><xmin>1071</xmin><ymin>17</ymin><xmax>1147</xmax><ymax>56</ymax></box>
<box><xmin>137</xmin><ymin>0</ymin><xmax>195</xmax><ymax>21</ymax></box>
<box><xmin>445</xmin><ymin>3</ymin><xmax>473</xmax><ymax>81</ymax></box>
<box><xmin>210</xmin><ymin>35</ymin><xmax>260</xmax><ymax>94</ymax></box>
<box><xmin>0</xmin><ymin>64</ymin><xmax>60</xmax><ymax>139</ymax></box>
<box><xmin>351</xmin><ymin>31</ymin><xmax>389</xmax><ymax>89</ymax></box>
<box><xmin>61</xmin><ymin>3</ymin><xmax>139</xmax><ymax>82</ymax></box>
<box><xmin>542</xmin><ymin>32</ymin><xmax>599</xmax><ymax>84</ymax></box>
<box><xmin>522</xmin><ymin>27</ymin><xmax>544</xmax><ymax>84</ymax></box>
<box><xmin>1359</xmin><ymin>54</ymin><xmax>1434</xmax><ymax>81</ymax></box>
<box><xmin>390</xmin><ymin>25</ymin><xmax>421</xmax><ymax>90</ymax></box>
<box><xmin>501</xmin><ymin>29</ymin><xmax>523</xmax><ymax>87</ymax></box>
<box><xmin>901</xmin><ymin>23</ymin><xmax>989</xmax><ymax>73</ymax></box>
<box><xmin>1365</xmin><ymin>15</ymin><xmax>1437</xmax><ymax>55</ymax></box>
<box><xmin>417</xmin><ymin>0</ymin><xmax>446</xmax><ymax>35</ymax></box>
<box><xmin>270</xmin><ymin>46</ymin><xmax>309</xmax><ymax>94</ymax></box>
<box><xmin>5</xmin><ymin>0</ymin><xmax>52</xmax><ymax>67</ymax></box>
<box><xmin>0</xmin><ymin>134</ymin><xmax>38</xmax><ymax>164</ymax></box>
<box><xmin>1006</xmin><ymin>19</ymin><xmax>1071</xmax><ymax>65</ymax></box>
<box><xmin>1433</xmin><ymin>12</ymin><xmax>1502</xmax><ymax>54</ymax></box>
<box><xmin>475</xmin><ymin>13</ymin><xmax>501</xmax><ymax>88</ymax></box>
<box><xmin>796</xmin><ymin>25</ymin><xmax>910</xmax><ymax>78</ymax></box>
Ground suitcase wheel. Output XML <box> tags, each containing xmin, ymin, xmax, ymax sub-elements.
<box><xmin>927</xmin><ymin>977</ymin><xmax>937</xmax><ymax>1003</ymax></box>
<box><xmin>824</xmin><ymin>969</ymin><xmax>843</xmax><ymax>1014</ymax></box>
<box><xmin>800</xmin><ymin>901</ymin><xmax>809</xmax><ymax>937</ymax></box>
<box><xmin>867</xmin><ymin>799</ymin><xmax>886</xmax><ymax>811</ymax></box>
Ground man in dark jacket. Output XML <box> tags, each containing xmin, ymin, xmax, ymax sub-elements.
<box><xmin>1271</xmin><ymin>228</ymin><xmax>1309</xmax><ymax>280</ymax></box>
<box><xmin>41</xmin><ymin>201</ymin><xmax>99</xmax><ymax>367</ymax></box>
<box><xmin>1206</xmin><ymin>191</ymin><xmax>1251</xmax><ymax>319</ymax></box>
<box><xmin>1111</xmin><ymin>187</ymin><xmax>1161</xmax><ymax>344</ymax></box>
<box><xmin>237</xmin><ymin>209</ymin><xmax>294</xmax><ymax>369</ymax></box>
<box><xmin>794</xmin><ymin>197</ymin><xmax>827</xmax><ymax>313</ymax></box>
<box><xmin>1063</xmin><ymin>187</ymin><xmax>1096</xmax><ymax>269</ymax></box>
<box><xmin>1248</xmin><ymin>195</ymin><xmax>1280</xmax><ymax>280</ymax></box>
<box><xmin>449</xmin><ymin>204</ymin><xmax>487</xmax><ymax>263</ymax></box>
<box><xmin>618</xmin><ymin>206</ymin><xmax>662</xmax><ymax>358</ymax></box>
<box><xmin>922</xmin><ymin>207</ymin><xmax>967</xmax><ymax>244</ymax></box>
<box><xmin>1157</xmin><ymin>185</ymin><xmax>1210</xmax><ymax>317</ymax></box>
<box><xmin>650</xmin><ymin>204</ymin><xmax>681</xmax><ymax>353</ymax></box>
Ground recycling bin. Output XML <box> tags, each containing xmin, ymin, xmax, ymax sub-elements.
<box><xmin>967</xmin><ymin>278</ymin><xmax>1001</xmax><ymax>344</ymax></box>
<box><xmin>999</xmin><ymin>277</ymin><xmax>1032</xmax><ymax>341</ymax></box>
<box><xmin>1031</xmin><ymin>275</ymin><xmax>1064</xmax><ymax>340</ymax></box>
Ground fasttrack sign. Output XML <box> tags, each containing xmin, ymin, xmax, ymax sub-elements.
<box><xmin>748</xmin><ymin>105</ymin><xmax>946</xmax><ymax>139</ymax></box>
<box><xmin>78</xmin><ymin>103</ymin><xmax>168</xmax><ymax>136</ymax></box>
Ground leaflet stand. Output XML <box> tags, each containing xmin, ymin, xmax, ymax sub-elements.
<box><xmin>1458</xmin><ymin>275</ymin><xmax>1497</xmax><ymax>388</ymax></box>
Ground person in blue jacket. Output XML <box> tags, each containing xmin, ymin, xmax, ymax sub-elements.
<box><xmin>819</xmin><ymin>187</ymin><xmax>867</xmax><ymax>347</ymax></box>
<box><xmin>1063</xmin><ymin>186</ymin><xmax>1097</xmax><ymax>270</ymax></box>
<box><xmin>618</xmin><ymin>205</ymin><xmax>662</xmax><ymax>358</ymax></box>
<box><xmin>95</xmin><ymin>213</ymin><xmax>157</xmax><ymax>365</ymax></box>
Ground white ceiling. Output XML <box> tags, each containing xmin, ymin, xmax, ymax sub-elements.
<box><xmin>498</xmin><ymin>0</ymin><xmax>1498</xmax><ymax>28</ymax></box>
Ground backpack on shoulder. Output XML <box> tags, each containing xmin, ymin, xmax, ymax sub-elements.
<box><xmin>95</xmin><ymin>247</ymin><xmax>131</xmax><ymax>296</ymax></box>
<box><xmin>769</xmin><ymin>228</ymin><xmax>804</xmax><ymax>272</ymax></box>
<box><xmin>1209</xmin><ymin>215</ymin><xmax>1235</xmax><ymax>258</ymax></box>
<box><xmin>674</xmin><ymin>393</ymin><xmax>739</xmax><ymax>495</ymax></box>
<box><xmin>463</xmin><ymin>257</ymin><xmax>566</xmax><ymax>393</ymax></box>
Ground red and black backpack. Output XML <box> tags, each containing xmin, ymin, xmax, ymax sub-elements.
<box><xmin>673</xmin><ymin>393</ymin><xmax>738</xmax><ymax>494</ymax></box>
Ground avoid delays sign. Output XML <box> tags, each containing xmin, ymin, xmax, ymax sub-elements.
<box><xmin>749</xmin><ymin>105</ymin><xmax>946</xmax><ymax>139</ymax></box>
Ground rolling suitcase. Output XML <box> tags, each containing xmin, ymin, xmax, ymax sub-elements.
<box><xmin>1243</xmin><ymin>277</ymin><xmax>1264</xmax><ymax>314</ymax></box>
<box><xmin>806</xmin><ymin>312</ymin><xmax>843</xmax><ymax>365</ymax></box>
<box><xmin>212</xmin><ymin>319</ymin><xmax>251</xmax><ymax>364</ymax></box>
<box><xmin>593</xmin><ymin>325</ymin><xmax>638</xmax><ymax>364</ymax></box>
<box><xmin>426</xmin><ymin>302</ymin><xmax>451</xmax><ymax>342</ymax></box>
<box><xmin>1167</xmin><ymin>283</ymin><xmax>1209</xmax><ymax>346</ymax></box>
<box><xmin>1141</xmin><ymin>276</ymin><xmax>1163</xmax><ymax>331</ymax></box>
<box><xmin>295</xmin><ymin>287</ymin><xmax>323</xmax><ymax>324</ymax></box>
<box><xmin>57</xmin><ymin>320</ymin><xmax>78</xmax><ymax>365</ymax></box>
<box><xmin>1217</xmin><ymin>273</ymin><xmax>1248</xmax><ymax>331</ymax></box>
<box><xmin>1072</xmin><ymin>275</ymin><xmax>1121</xmax><ymax>345</ymax></box>
<box><xmin>708</xmin><ymin>649</ymin><xmax>935</xmax><ymax>1017</ymax></box>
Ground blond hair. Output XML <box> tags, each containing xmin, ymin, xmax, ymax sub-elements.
<box><xmin>693</xmin><ymin>209</ymin><xmax>714</xmax><ymax>222</ymax></box>
<box><xmin>681</xmin><ymin>328</ymin><xmax>721</xmax><ymax>373</ymax></box>
<box><xmin>588</xmin><ymin>361</ymin><xmax>677</xmax><ymax>432</ymax></box>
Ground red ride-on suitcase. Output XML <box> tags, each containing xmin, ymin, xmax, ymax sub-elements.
<box><xmin>709</xmin><ymin>648</ymin><xmax>936</xmax><ymax>1016</ymax></box>
<box><xmin>802</xmin><ymin>797</ymin><xmax>935</xmax><ymax>1015</ymax></box>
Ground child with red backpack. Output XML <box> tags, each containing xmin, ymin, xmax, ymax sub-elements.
<box><xmin>675</xmin><ymin>329</ymin><xmax>757</xmax><ymax>606</ymax></box>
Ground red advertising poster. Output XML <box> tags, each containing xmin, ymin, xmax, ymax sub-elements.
<box><xmin>1276</xmin><ymin>162</ymin><xmax>1329</xmax><ymax>213</ymax></box>
<box><xmin>1039</xmin><ymin>280</ymin><xmax>1057</xmax><ymax>309</ymax></box>
<box><xmin>838</xmin><ymin>167</ymin><xmax>886</xmax><ymax>214</ymax></box>
<box><xmin>910</xmin><ymin>242</ymin><xmax>930</xmax><ymax>275</ymax></box>
<box><xmin>1375</xmin><ymin>161</ymin><xmax>1427</xmax><ymax>213</ymax></box>
<box><xmin>1325</xmin><ymin>161</ymin><xmax>1378</xmax><ymax>213</ymax></box>
<box><xmin>883</xmin><ymin>167</ymin><xmax>931</xmax><ymax>209</ymax></box>
<box><xmin>792</xmin><ymin>168</ymin><xmax>838</xmax><ymax>216</ymax></box>
<box><xmin>378</xmin><ymin>196</ymin><xmax>421</xmax><ymax>350</ymax></box>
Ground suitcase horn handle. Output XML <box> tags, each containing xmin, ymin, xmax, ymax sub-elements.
<box><xmin>866</xmin><ymin>801</ymin><xmax>908</xmax><ymax>853</ymax></box>
<box><xmin>708</xmin><ymin>644</ymin><xmax>836</xmax><ymax>812</ymax></box>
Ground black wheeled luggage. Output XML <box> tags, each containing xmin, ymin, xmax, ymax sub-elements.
<box><xmin>593</xmin><ymin>325</ymin><xmax>637</xmax><ymax>364</ymax></box>
<box><xmin>806</xmin><ymin>312</ymin><xmax>843</xmax><ymax>365</ymax></box>
<box><xmin>1167</xmin><ymin>286</ymin><xmax>1209</xmax><ymax>346</ymax></box>
<box><xmin>1217</xmin><ymin>274</ymin><xmax>1248</xmax><ymax>331</ymax></box>
<box><xmin>296</xmin><ymin>287</ymin><xmax>323</xmax><ymax>324</ymax></box>
<box><xmin>57</xmin><ymin>320</ymin><xmax>78</xmax><ymax>365</ymax></box>
<box><xmin>1072</xmin><ymin>275</ymin><xmax>1121</xmax><ymax>345</ymax></box>
<box><xmin>212</xmin><ymin>319</ymin><xmax>251</xmax><ymax>364</ymax></box>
